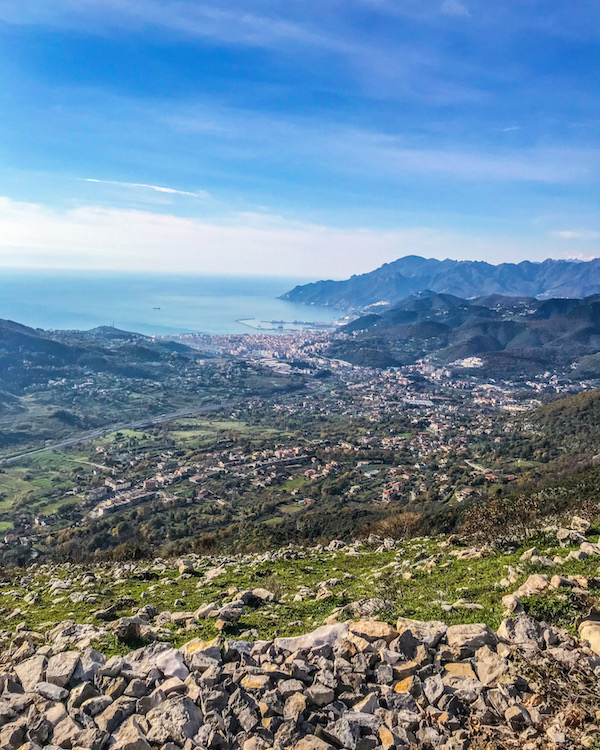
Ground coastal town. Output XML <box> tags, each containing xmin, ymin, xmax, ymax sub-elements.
<box><xmin>0</xmin><ymin>326</ymin><xmax>591</xmax><ymax>562</ymax></box>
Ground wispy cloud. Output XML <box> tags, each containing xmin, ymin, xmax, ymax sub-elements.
<box><xmin>552</xmin><ymin>230</ymin><xmax>600</xmax><ymax>241</ymax></box>
<box><xmin>83</xmin><ymin>178</ymin><xmax>208</xmax><ymax>199</ymax></box>
<box><xmin>334</xmin><ymin>135</ymin><xmax>593</xmax><ymax>182</ymax></box>
<box><xmin>441</xmin><ymin>0</ymin><xmax>470</xmax><ymax>18</ymax></box>
<box><xmin>0</xmin><ymin>0</ymin><xmax>352</xmax><ymax>53</ymax></box>
<box><xmin>162</xmin><ymin>103</ymin><xmax>598</xmax><ymax>184</ymax></box>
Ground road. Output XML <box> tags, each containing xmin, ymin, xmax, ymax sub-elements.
<box><xmin>465</xmin><ymin>459</ymin><xmax>489</xmax><ymax>473</ymax></box>
<box><xmin>0</xmin><ymin>401</ymin><xmax>229</xmax><ymax>465</ymax></box>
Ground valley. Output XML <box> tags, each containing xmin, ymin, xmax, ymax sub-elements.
<box><xmin>4</xmin><ymin>293</ymin><xmax>600</xmax><ymax>748</ymax></box>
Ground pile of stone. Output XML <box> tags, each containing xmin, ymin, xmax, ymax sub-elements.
<box><xmin>1</xmin><ymin>611</ymin><xmax>600</xmax><ymax>750</ymax></box>
<box><xmin>93</xmin><ymin>588</ymin><xmax>278</xmax><ymax>645</ymax></box>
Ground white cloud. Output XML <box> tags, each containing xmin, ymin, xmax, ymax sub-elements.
<box><xmin>552</xmin><ymin>230</ymin><xmax>600</xmax><ymax>241</ymax></box>
<box><xmin>441</xmin><ymin>0</ymin><xmax>470</xmax><ymax>18</ymax></box>
<box><xmin>0</xmin><ymin>196</ymin><xmax>589</xmax><ymax>277</ymax></box>
<box><xmin>83</xmin><ymin>178</ymin><xmax>208</xmax><ymax>199</ymax></box>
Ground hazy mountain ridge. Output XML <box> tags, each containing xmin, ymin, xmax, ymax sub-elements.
<box><xmin>0</xmin><ymin>320</ymin><xmax>195</xmax><ymax>392</ymax></box>
<box><xmin>281</xmin><ymin>256</ymin><xmax>600</xmax><ymax>310</ymax></box>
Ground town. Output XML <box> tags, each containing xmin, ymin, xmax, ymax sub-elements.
<box><xmin>0</xmin><ymin>326</ymin><xmax>589</xmax><ymax>564</ymax></box>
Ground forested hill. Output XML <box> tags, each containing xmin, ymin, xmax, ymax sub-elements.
<box><xmin>281</xmin><ymin>255</ymin><xmax>600</xmax><ymax>310</ymax></box>
<box><xmin>325</xmin><ymin>291</ymin><xmax>600</xmax><ymax>375</ymax></box>
<box><xmin>0</xmin><ymin>319</ymin><xmax>199</xmax><ymax>393</ymax></box>
<box><xmin>527</xmin><ymin>388</ymin><xmax>600</xmax><ymax>456</ymax></box>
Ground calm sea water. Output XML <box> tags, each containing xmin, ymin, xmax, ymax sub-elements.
<box><xmin>0</xmin><ymin>271</ymin><xmax>337</xmax><ymax>335</ymax></box>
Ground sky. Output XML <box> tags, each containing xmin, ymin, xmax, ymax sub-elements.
<box><xmin>0</xmin><ymin>0</ymin><xmax>599</xmax><ymax>277</ymax></box>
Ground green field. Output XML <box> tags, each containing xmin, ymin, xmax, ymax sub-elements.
<box><xmin>282</xmin><ymin>476</ymin><xmax>310</xmax><ymax>491</ymax></box>
<box><xmin>0</xmin><ymin>450</ymin><xmax>88</xmax><ymax>515</ymax></box>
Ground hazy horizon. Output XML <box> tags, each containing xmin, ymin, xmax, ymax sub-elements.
<box><xmin>0</xmin><ymin>253</ymin><xmax>598</xmax><ymax>282</ymax></box>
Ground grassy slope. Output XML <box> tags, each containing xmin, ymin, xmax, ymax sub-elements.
<box><xmin>2</xmin><ymin>529</ymin><xmax>600</xmax><ymax>656</ymax></box>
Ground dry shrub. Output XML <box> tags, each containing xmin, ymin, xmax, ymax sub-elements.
<box><xmin>364</xmin><ymin>512</ymin><xmax>422</xmax><ymax>540</ymax></box>
<box><xmin>460</xmin><ymin>494</ymin><xmax>544</xmax><ymax>546</ymax></box>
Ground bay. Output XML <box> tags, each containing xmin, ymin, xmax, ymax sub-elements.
<box><xmin>0</xmin><ymin>271</ymin><xmax>338</xmax><ymax>335</ymax></box>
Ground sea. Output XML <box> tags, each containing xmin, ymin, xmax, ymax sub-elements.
<box><xmin>0</xmin><ymin>271</ymin><xmax>339</xmax><ymax>336</ymax></box>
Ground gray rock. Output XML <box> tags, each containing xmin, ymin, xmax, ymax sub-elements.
<box><xmin>68</xmin><ymin>681</ymin><xmax>99</xmax><ymax>711</ymax></box>
<box><xmin>127</xmin><ymin>643</ymin><xmax>189</xmax><ymax>680</ymax></box>
<box><xmin>112</xmin><ymin>714</ymin><xmax>151</xmax><ymax>750</ymax></box>
<box><xmin>278</xmin><ymin>678</ymin><xmax>305</xmax><ymax>698</ymax></box>
<box><xmin>146</xmin><ymin>696</ymin><xmax>203</xmax><ymax>744</ymax></box>
<box><xmin>113</xmin><ymin>617</ymin><xmax>144</xmax><ymax>643</ymax></box>
<box><xmin>0</xmin><ymin>717</ymin><xmax>27</xmax><ymax>750</ymax></box>
<box><xmin>474</xmin><ymin>646</ymin><xmax>509</xmax><ymax>686</ymax></box>
<box><xmin>323</xmin><ymin>718</ymin><xmax>360</xmax><ymax>750</ymax></box>
<box><xmin>52</xmin><ymin>713</ymin><xmax>84</xmax><ymax>748</ymax></box>
<box><xmin>497</xmin><ymin>615</ymin><xmax>545</xmax><ymax>649</ymax></box>
<box><xmin>95</xmin><ymin>604</ymin><xmax>119</xmax><ymax>621</ymax></box>
<box><xmin>275</xmin><ymin>623</ymin><xmax>348</xmax><ymax>652</ymax></box>
<box><xmin>46</xmin><ymin>650</ymin><xmax>80</xmax><ymax>687</ymax></box>
<box><xmin>72</xmin><ymin>647</ymin><xmax>105</xmax><ymax>683</ymax></box>
<box><xmin>306</xmin><ymin>682</ymin><xmax>335</xmax><ymax>707</ymax></box>
<box><xmin>14</xmin><ymin>654</ymin><xmax>47</xmax><ymax>692</ymax></box>
<box><xmin>446</xmin><ymin>624</ymin><xmax>498</xmax><ymax>655</ymax></box>
<box><xmin>505</xmin><ymin>703</ymin><xmax>531</xmax><ymax>732</ymax></box>
<box><xmin>557</xmin><ymin>528</ymin><xmax>587</xmax><ymax>546</ymax></box>
<box><xmin>397</xmin><ymin>617</ymin><xmax>447</xmax><ymax>648</ymax></box>
<box><xmin>423</xmin><ymin>674</ymin><xmax>444</xmax><ymax>705</ymax></box>
<box><xmin>124</xmin><ymin>679</ymin><xmax>149</xmax><ymax>698</ymax></box>
<box><xmin>95</xmin><ymin>696</ymin><xmax>136</xmax><ymax>732</ymax></box>
<box><xmin>34</xmin><ymin>681</ymin><xmax>69</xmax><ymax>702</ymax></box>
<box><xmin>99</xmin><ymin>655</ymin><xmax>125</xmax><ymax>678</ymax></box>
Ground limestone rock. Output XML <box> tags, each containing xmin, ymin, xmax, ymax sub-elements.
<box><xmin>275</xmin><ymin>623</ymin><xmax>348</xmax><ymax>652</ymax></box>
<box><xmin>513</xmin><ymin>574</ymin><xmax>550</xmax><ymax>598</ymax></box>
<box><xmin>578</xmin><ymin>619</ymin><xmax>600</xmax><ymax>655</ymax></box>
<box><xmin>501</xmin><ymin>594</ymin><xmax>524</xmax><ymax>614</ymax></box>
<box><xmin>146</xmin><ymin>696</ymin><xmax>203</xmax><ymax>744</ymax></box>
<box><xmin>396</xmin><ymin>617</ymin><xmax>447</xmax><ymax>648</ymax></box>
<box><xmin>348</xmin><ymin>619</ymin><xmax>398</xmax><ymax>644</ymax></box>
<box><xmin>446</xmin><ymin>624</ymin><xmax>498</xmax><ymax>655</ymax></box>
<box><xmin>571</xmin><ymin>516</ymin><xmax>591</xmax><ymax>534</ymax></box>
<box><xmin>46</xmin><ymin>650</ymin><xmax>80</xmax><ymax>687</ymax></box>
<box><xmin>35</xmin><ymin>681</ymin><xmax>69</xmax><ymax>702</ymax></box>
<box><xmin>14</xmin><ymin>654</ymin><xmax>46</xmax><ymax>692</ymax></box>
<box><xmin>557</xmin><ymin>528</ymin><xmax>586</xmax><ymax>547</ymax></box>
<box><xmin>498</xmin><ymin>614</ymin><xmax>545</xmax><ymax>649</ymax></box>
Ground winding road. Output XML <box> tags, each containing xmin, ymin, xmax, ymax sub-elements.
<box><xmin>0</xmin><ymin>400</ymin><xmax>229</xmax><ymax>465</ymax></box>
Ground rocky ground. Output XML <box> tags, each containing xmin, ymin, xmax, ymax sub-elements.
<box><xmin>2</xmin><ymin>518</ymin><xmax>600</xmax><ymax>748</ymax></box>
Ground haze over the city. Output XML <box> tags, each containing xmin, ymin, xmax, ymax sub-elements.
<box><xmin>0</xmin><ymin>0</ymin><xmax>599</xmax><ymax>276</ymax></box>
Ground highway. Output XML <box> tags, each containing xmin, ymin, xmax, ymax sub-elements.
<box><xmin>0</xmin><ymin>401</ymin><xmax>227</xmax><ymax>465</ymax></box>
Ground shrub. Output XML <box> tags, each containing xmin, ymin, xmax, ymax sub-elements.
<box><xmin>364</xmin><ymin>512</ymin><xmax>422</xmax><ymax>540</ymax></box>
<box><xmin>460</xmin><ymin>494</ymin><xmax>544</xmax><ymax>546</ymax></box>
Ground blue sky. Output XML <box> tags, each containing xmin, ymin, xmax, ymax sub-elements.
<box><xmin>0</xmin><ymin>0</ymin><xmax>599</xmax><ymax>276</ymax></box>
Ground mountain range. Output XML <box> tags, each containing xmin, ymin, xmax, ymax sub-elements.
<box><xmin>281</xmin><ymin>256</ymin><xmax>600</xmax><ymax>311</ymax></box>
<box><xmin>326</xmin><ymin>290</ymin><xmax>600</xmax><ymax>374</ymax></box>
